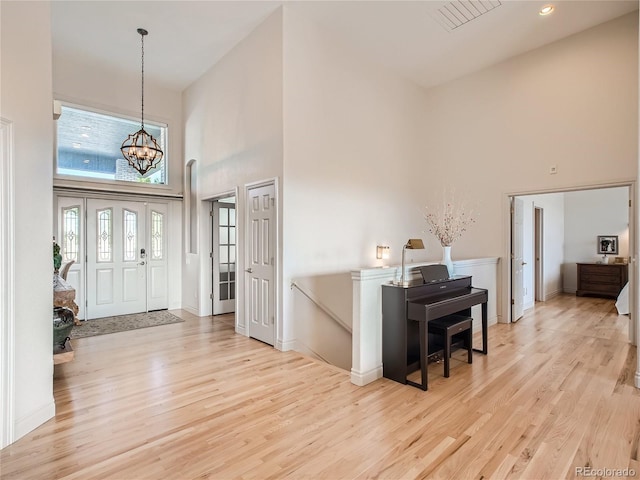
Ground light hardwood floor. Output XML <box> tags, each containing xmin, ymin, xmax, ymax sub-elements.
<box><xmin>1</xmin><ymin>294</ymin><xmax>639</xmax><ymax>479</ymax></box>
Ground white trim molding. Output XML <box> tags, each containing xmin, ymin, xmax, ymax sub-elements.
<box><xmin>0</xmin><ymin>118</ymin><xmax>16</xmax><ymax>448</ymax></box>
<box><xmin>15</xmin><ymin>401</ymin><xmax>55</xmax><ymax>442</ymax></box>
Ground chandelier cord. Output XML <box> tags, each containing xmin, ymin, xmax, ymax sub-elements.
<box><xmin>121</xmin><ymin>27</ymin><xmax>163</xmax><ymax>176</ymax></box>
<box><xmin>140</xmin><ymin>31</ymin><xmax>145</xmax><ymax>130</ymax></box>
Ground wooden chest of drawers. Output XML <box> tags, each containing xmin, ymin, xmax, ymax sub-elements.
<box><xmin>576</xmin><ymin>263</ymin><xmax>628</xmax><ymax>298</ymax></box>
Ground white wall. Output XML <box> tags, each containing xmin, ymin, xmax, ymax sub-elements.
<box><xmin>282</xmin><ymin>7</ymin><xmax>431</xmax><ymax>353</ymax></box>
<box><xmin>0</xmin><ymin>0</ymin><xmax>56</xmax><ymax>444</ymax></box>
<box><xmin>420</xmin><ymin>13</ymin><xmax>637</xmax><ymax>256</ymax></box>
<box><xmin>420</xmin><ymin>13</ymin><xmax>637</xmax><ymax>321</ymax></box>
<box><xmin>182</xmin><ymin>10</ymin><xmax>284</xmax><ymax>334</ymax></box>
<box><xmin>281</xmin><ymin>10</ymin><xmax>638</xmax><ymax>355</ymax></box>
<box><xmin>563</xmin><ymin>187</ymin><xmax>630</xmax><ymax>292</ymax></box>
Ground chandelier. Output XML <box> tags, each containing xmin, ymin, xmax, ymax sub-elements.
<box><xmin>121</xmin><ymin>28</ymin><xmax>163</xmax><ymax>176</ymax></box>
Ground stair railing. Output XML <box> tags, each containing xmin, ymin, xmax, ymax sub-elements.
<box><xmin>290</xmin><ymin>281</ymin><xmax>352</xmax><ymax>334</ymax></box>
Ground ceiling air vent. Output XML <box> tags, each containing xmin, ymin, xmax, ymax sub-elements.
<box><xmin>432</xmin><ymin>0</ymin><xmax>502</xmax><ymax>32</ymax></box>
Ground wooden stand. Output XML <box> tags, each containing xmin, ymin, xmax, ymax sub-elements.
<box><xmin>576</xmin><ymin>263</ymin><xmax>628</xmax><ymax>298</ymax></box>
<box><xmin>53</xmin><ymin>338</ymin><xmax>74</xmax><ymax>365</ymax></box>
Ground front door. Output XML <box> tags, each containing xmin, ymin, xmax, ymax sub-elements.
<box><xmin>86</xmin><ymin>199</ymin><xmax>147</xmax><ymax>319</ymax></box>
<box><xmin>246</xmin><ymin>184</ymin><xmax>275</xmax><ymax>345</ymax></box>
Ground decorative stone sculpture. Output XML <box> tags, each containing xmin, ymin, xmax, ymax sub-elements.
<box><xmin>53</xmin><ymin>273</ymin><xmax>80</xmax><ymax>325</ymax></box>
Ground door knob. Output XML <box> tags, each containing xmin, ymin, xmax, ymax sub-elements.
<box><xmin>522</xmin><ymin>262</ymin><xmax>527</xmax><ymax>266</ymax></box>
<box><xmin>138</xmin><ymin>261</ymin><xmax>145</xmax><ymax>266</ymax></box>
<box><xmin>245</xmin><ymin>268</ymin><xmax>253</xmax><ymax>273</ymax></box>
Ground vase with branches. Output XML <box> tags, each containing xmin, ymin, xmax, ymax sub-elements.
<box><xmin>424</xmin><ymin>194</ymin><xmax>476</xmax><ymax>276</ymax></box>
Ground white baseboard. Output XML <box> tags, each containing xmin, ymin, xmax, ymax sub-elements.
<box><xmin>14</xmin><ymin>399</ymin><xmax>55</xmax><ymax>442</ymax></box>
<box><xmin>277</xmin><ymin>338</ymin><xmax>296</xmax><ymax>352</ymax></box>
<box><xmin>473</xmin><ymin>315</ymin><xmax>498</xmax><ymax>332</ymax></box>
<box><xmin>350</xmin><ymin>365</ymin><xmax>382</xmax><ymax>386</ymax></box>
<box><xmin>168</xmin><ymin>300</ymin><xmax>181</xmax><ymax>310</ymax></box>
<box><xmin>288</xmin><ymin>341</ymin><xmax>321</xmax><ymax>360</ymax></box>
<box><xmin>182</xmin><ymin>305</ymin><xmax>200</xmax><ymax>317</ymax></box>
<box><xmin>545</xmin><ymin>289</ymin><xmax>562</xmax><ymax>300</ymax></box>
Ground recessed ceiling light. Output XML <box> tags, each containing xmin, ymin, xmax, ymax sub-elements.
<box><xmin>72</xmin><ymin>142</ymin><xmax>81</xmax><ymax>149</ymax></box>
<box><xmin>83</xmin><ymin>159</ymin><xmax>90</xmax><ymax>164</ymax></box>
<box><xmin>81</xmin><ymin>133</ymin><xmax>89</xmax><ymax>138</ymax></box>
<box><xmin>539</xmin><ymin>4</ymin><xmax>555</xmax><ymax>16</ymax></box>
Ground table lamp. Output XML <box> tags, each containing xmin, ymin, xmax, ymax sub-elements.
<box><xmin>399</xmin><ymin>238</ymin><xmax>424</xmax><ymax>287</ymax></box>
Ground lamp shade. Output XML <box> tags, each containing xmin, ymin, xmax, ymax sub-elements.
<box><xmin>405</xmin><ymin>238</ymin><xmax>425</xmax><ymax>250</ymax></box>
<box><xmin>398</xmin><ymin>238</ymin><xmax>425</xmax><ymax>286</ymax></box>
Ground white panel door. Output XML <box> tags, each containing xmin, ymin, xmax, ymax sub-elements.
<box><xmin>86</xmin><ymin>199</ymin><xmax>146</xmax><ymax>319</ymax></box>
<box><xmin>147</xmin><ymin>202</ymin><xmax>169</xmax><ymax>311</ymax></box>
<box><xmin>246</xmin><ymin>184</ymin><xmax>275</xmax><ymax>345</ymax></box>
<box><xmin>56</xmin><ymin>196</ymin><xmax>85</xmax><ymax>319</ymax></box>
<box><xmin>512</xmin><ymin>197</ymin><xmax>525</xmax><ymax>322</ymax></box>
<box><xmin>212</xmin><ymin>201</ymin><xmax>236</xmax><ymax>315</ymax></box>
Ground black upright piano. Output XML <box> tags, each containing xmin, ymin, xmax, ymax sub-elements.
<box><xmin>381</xmin><ymin>267</ymin><xmax>488</xmax><ymax>388</ymax></box>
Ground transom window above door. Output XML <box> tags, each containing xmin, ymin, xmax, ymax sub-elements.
<box><xmin>55</xmin><ymin>103</ymin><xmax>168</xmax><ymax>185</ymax></box>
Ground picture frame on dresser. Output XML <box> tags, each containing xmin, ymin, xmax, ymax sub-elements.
<box><xmin>597</xmin><ymin>235</ymin><xmax>618</xmax><ymax>255</ymax></box>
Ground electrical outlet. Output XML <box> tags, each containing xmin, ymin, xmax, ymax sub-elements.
<box><xmin>549</xmin><ymin>165</ymin><xmax>557</xmax><ymax>175</ymax></box>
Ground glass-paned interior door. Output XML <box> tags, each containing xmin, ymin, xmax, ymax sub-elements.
<box><xmin>212</xmin><ymin>200</ymin><xmax>236</xmax><ymax>315</ymax></box>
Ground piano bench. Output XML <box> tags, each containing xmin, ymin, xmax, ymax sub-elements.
<box><xmin>428</xmin><ymin>314</ymin><xmax>473</xmax><ymax>378</ymax></box>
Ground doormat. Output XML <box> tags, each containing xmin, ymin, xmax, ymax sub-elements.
<box><xmin>70</xmin><ymin>310</ymin><xmax>184</xmax><ymax>339</ymax></box>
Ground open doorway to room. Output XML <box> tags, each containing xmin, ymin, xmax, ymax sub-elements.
<box><xmin>509</xmin><ymin>185</ymin><xmax>635</xmax><ymax>340</ymax></box>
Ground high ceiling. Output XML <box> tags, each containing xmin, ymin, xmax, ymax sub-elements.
<box><xmin>51</xmin><ymin>1</ymin><xmax>638</xmax><ymax>92</ymax></box>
